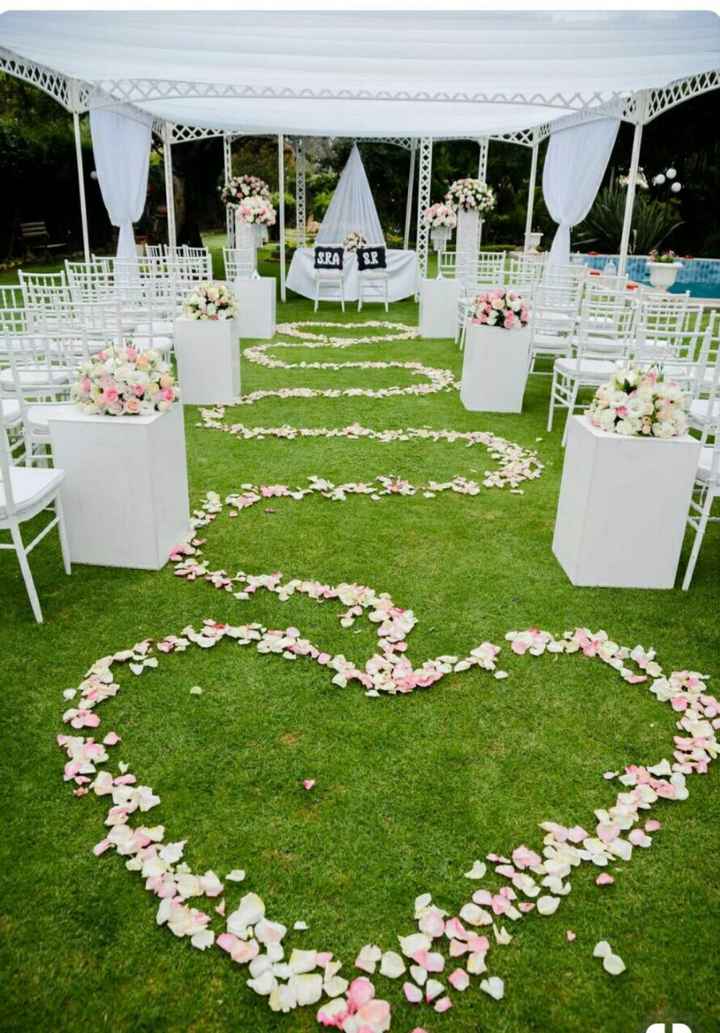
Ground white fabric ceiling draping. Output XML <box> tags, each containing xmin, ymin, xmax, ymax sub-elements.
<box><xmin>543</xmin><ymin>117</ymin><xmax>620</xmax><ymax>266</ymax></box>
<box><xmin>89</xmin><ymin>106</ymin><xmax>153</xmax><ymax>260</ymax></box>
<box><xmin>1</xmin><ymin>11</ymin><xmax>719</xmax><ymax>136</ymax></box>
<box><xmin>316</xmin><ymin>144</ymin><xmax>385</xmax><ymax>246</ymax></box>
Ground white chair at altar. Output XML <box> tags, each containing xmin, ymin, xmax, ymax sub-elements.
<box><xmin>287</xmin><ymin>143</ymin><xmax>418</xmax><ymax>303</ymax></box>
<box><xmin>357</xmin><ymin>245</ymin><xmax>389</xmax><ymax>312</ymax></box>
<box><xmin>312</xmin><ymin>245</ymin><xmax>346</xmax><ymax>312</ymax></box>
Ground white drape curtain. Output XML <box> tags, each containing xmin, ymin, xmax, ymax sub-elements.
<box><xmin>316</xmin><ymin>143</ymin><xmax>385</xmax><ymax>246</ymax></box>
<box><xmin>90</xmin><ymin>105</ymin><xmax>153</xmax><ymax>259</ymax></box>
<box><xmin>542</xmin><ymin>117</ymin><xmax>620</xmax><ymax>266</ymax></box>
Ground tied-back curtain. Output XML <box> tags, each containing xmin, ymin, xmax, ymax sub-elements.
<box><xmin>90</xmin><ymin>105</ymin><xmax>153</xmax><ymax>260</ymax></box>
<box><xmin>316</xmin><ymin>143</ymin><xmax>385</xmax><ymax>246</ymax></box>
<box><xmin>543</xmin><ymin>117</ymin><xmax>620</xmax><ymax>266</ymax></box>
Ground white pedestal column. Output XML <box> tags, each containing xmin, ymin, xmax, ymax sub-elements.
<box><xmin>47</xmin><ymin>405</ymin><xmax>191</xmax><ymax>570</ymax></box>
<box><xmin>460</xmin><ymin>324</ymin><xmax>530</xmax><ymax>413</ymax></box>
<box><xmin>456</xmin><ymin>209</ymin><xmax>481</xmax><ymax>288</ymax></box>
<box><xmin>553</xmin><ymin>416</ymin><xmax>700</xmax><ymax>589</ymax></box>
<box><xmin>235</xmin><ymin>218</ymin><xmax>258</xmax><ymax>276</ymax></box>
<box><xmin>174</xmin><ymin>318</ymin><xmax>240</xmax><ymax>405</ymax></box>
<box><xmin>419</xmin><ymin>278</ymin><xmax>459</xmax><ymax>339</ymax></box>
<box><xmin>233</xmin><ymin>277</ymin><xmax>276</xmax><ymax>339</ymax></box>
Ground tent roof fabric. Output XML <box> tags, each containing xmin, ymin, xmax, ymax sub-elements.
<box><xmin>1</xmin><ymin>10</ymin><xmax>719</xmax><ymax>137</ymax></box>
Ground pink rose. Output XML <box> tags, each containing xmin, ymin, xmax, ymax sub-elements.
<box><xmin>80</xmin><ymin>376</ymin><xmax>92</xmax><ymax>394</ymax></box>
<box><xmin>126</xmin><ymin>347</ymin><xmax>138</xmax><ymax>361</ymax></box>
<box><xmin>160</xmin><ymin>387</ymin><xmax>175</xmax><ymax>402</ymax></box>
<box><xmin>103</xmin><ymin>386</ymin><xmax>119</xmax><ymax>403</ymax></box>
<box><xmin>124</xmin><ymin>398</ymin><xmax>141</xmax><ymax>414</ymax></box>
<box><xmin>504</xmin><ymin>313</ymin><xmax>516</xmax><ymax>329</ymax></box>
<box><xmin>133</xmin><ymin>383</ymin><xmax>145</xmax><ymax>397</ymax></box>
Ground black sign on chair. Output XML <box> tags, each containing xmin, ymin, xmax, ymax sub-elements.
<box><xmin>357</xmin><ymin>246</ymin><xmax>387</xmax><ymax>272</ymax></box>
<box><xmin>313</xmin><ymin>246</ymin><xmax>344</xmax><ymax>271</ymax></box>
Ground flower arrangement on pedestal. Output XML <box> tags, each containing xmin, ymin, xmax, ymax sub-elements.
<box><xmin>235</xmin><ymin>195</ymin><xmax>277</xmax><ymax>227</ymax></box>
<box><xmin>588</xmin><ymin>367</ymin><xmax>688</xmax><ymax>438</ymax></box>
<box><xmin>72</xmin><ymin>346</ymin><xmax>179</xmax><ymax>416</ymax></box>
<box><xmin>648</xmin><ymin>249</ymin><xmax>680</xmax><ymax>264</ymax></box>
<box><xmin>220</xmin><ymin>174</ymin><xmax>270</xmax><ymax>206</ymax></box>
<box><xmin>343</xmin><ymin>230</ymin><xmax>368</xmax><ymax>253</ymax></box>
<box><xmin>471</xmin><ymin>289</ymin><xmax>529</xmax><ymax>329</ymax></box>
<box><xmin>445</xmin><ymin>178</ymin><xmax>496</xmax><ymax>214</ymax></box>
<box><xmin>184</xmin><ymin>283</ymin><xmax>237</xmax><ymax>321</ymax></box>
<box><xmin>422</xmin><ymin>203</ymin><xmax>457</xmax><ymax>229</ymax></box>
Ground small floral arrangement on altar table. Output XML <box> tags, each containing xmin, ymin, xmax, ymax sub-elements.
<box><xmin>445</xmin><ymin>177</ymin><xmax>496</xmax><ymax>214</ymax></box>
<box><xmin>648</xmin><ymin>249</ymin><xmax>681</xmax><ymax>265</ymax></box>
<box><xmin>220</xmin><ymin>174</ymin><xmax>270</xmax><ymax>206</ymax></box>
<box><xmin>235</xmin><ymin>195</ymin><xmax>276</xmax><ymax>226</ymax></box>
<box><xmin>343</xmin><ymin>230</ymin><xmax>368</xmax><ymax>252</ymax></box>
<box><xmin>183</xmin><ymin>283</ymin><xmax>237</xmax><ymax>321</ymax></box>
<box><xmin>471</xmin><ymin>289</ymin><xmax>529</xmax><ymax>329</ymax></box>
<box><xmin>422</xmin><ymin>202</ymin><xmax>457</xmax><ymax>229</ymax></box>
<box><xmin>588</xmin><ymin>367</ymin><xmax>688</xmax><ymax>438</ymax></box>
<box><xmin>72</xmin><ymin>345</ymin><xmax>179</xmax><ymax>416</ymax></box>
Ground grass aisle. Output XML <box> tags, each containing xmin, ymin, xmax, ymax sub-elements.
<box><xmin>1</xmin><ymin>290</ymin><xmax>718</xmax><ymax>1033</ymax></box>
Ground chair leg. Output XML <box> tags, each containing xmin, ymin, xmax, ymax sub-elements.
<box><xmin>561</xmin><ymin>380</ymin><xmax>579</xmax><ymax>447</ymax></box>
<box><xmin>9</xmin><ymin>520</ymin><xmax>43</xmax><ymax>623</ymax></box>
<box><xmin>547</xmin><ymin>367</ymin><xmax>558</xmax><ymax>432</ymax></box>
<box><xmin>55</xmin><ymin>493</ymin><xmax>72</xmax><ymax>576</ymax></box>
<box><xmin>384</xmin><ymin>280</ymin><xmax>389</xmax><ymax>313</ymax></box>
<box><xmin>682</xmin><ymin>490</ymin><xmax>711</xmax><ymax>590</ymax></box>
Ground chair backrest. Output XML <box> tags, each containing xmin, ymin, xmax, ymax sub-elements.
<box><xmin>357</xmin><ymin>245</ymin><xmax>387</xmax><ymax>273</ymax></box>
<box><xmin>223</xmin><ymin>247</ymin><xmax>256</xmax><ymax>281</ymax></box>
<box><xmin>146</xmin><ymin>244</ymin><xmax>164</xmax><ymax>258</ymax></box>
<box><xmin>314</xmin><ymin>245</ymin><xmax>344</xmax><ymax>273</ymax></box>
<box><xmin>0</xmin><ymin>397</ymin><xmax>19</xmax><ymax>515</ymax></box>
<box><xmin>577</xmin><ymin>289</ymin><xmax>637</xmax><ymax>357</ymax></box>
<box><xmin>18</xmin><ymin>269</ymin><xmax>68</xmax><ymax>309</ymax></box>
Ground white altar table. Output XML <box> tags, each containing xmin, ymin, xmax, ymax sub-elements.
<box><xmin>287</xmin><ymin>248</ymin><xmax>418</xmax><ymax>303</ymax></box>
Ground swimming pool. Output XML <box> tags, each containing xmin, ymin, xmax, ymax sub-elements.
<box><xmin>579</xmin><ymin>254</ymin><xmax>720</xmax><ymax>300</ymax></box>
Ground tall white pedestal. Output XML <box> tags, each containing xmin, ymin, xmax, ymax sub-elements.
<box><xmin>460</xmin><ymin>324</ymin><xmax>530</xmax><ymax>413</ymax></box>
<box><xmin>233</xmin><ymin>277</ymin><xmax>276</xmax><ymax>339</ymax></box>
<box><xmin>47</xmin><ymin>405</ymin><xmax>191</xmax><ymax>570</ymax></box>
<box><xmin>419</xmin><ymin>278</ymin><xmax>459</xmax><ymax>339</ymax></box>
<box><xmin>553</xmin><ymin>416</ymin><xmax>700</xmax><ymax>589</ymax></box>
<box><xmin>456</xmin><ymin>209</ymin><xmax>482</xmax><ymax>288</ymax></box>
<box><xmin>174</xmin><ymin>318</ymin><xmax>240</xmax><ymax>405</ymax></box>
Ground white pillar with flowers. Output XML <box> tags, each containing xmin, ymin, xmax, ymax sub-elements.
<box><xmin>446</xmin><ymin>178</ymin><xmax>496</xmax><ymax>290</ymax></box>
<box><xmin>460</xmin><ymin>291</ymin><xmax>531</xmax><ymax>413</ymax></box>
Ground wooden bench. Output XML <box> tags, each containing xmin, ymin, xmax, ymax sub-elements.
<box><xmin>19</xmin><ymin>221</ymin><xmax>70</xmax><ymax>259</ymax></box>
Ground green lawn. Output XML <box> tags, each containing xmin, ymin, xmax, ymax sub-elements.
<box><xmin>0</xmin><ymin>278</ymin><xmax>718</xmax><ymax>1033</ymax></box>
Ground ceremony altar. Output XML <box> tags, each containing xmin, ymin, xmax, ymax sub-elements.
<box><xmin>287</xmin><ymin>248</ymin><xmax>417</xmax><ymax>303</ymax></box>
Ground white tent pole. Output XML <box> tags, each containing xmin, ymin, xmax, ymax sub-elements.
<box><xmin>72</xmin><ymin>110</ymin><xmax>90</xmax><ymax>262</ymax></box>
<box><xmin>223</xmin><ymin>132</ymin><xmax>234</xmax><ymax>248</ymax></box>
<box><xmin>415</xmin><ymin>137</ymin><xmax>433</xmax><ymax>281</ymax></box>
<box><xmin>295</xmin><ymin>137</ymin><xmax>306</xmax><ymax>247</ymax></box>
<box><xmin>163</xmin><ymin>122</ymin><xmax>177</xmax><ymax>250</ymax></box>
<box><xmin>618</xmin><ymin>99</ymin><xmax>646</xmax><ymax>275</ymax></box>
<box><xmin>403</xmin><ymin>140</ymin><xmax>416</xmax><ymax>250</ymax></box>
<box><xmin>278</xmin><ymin>133</ymin><xmax>286</xmax><ymax>302</ymax></box>
<box><xmin>523</xmin><ymin>129</ymin><xmax>540</xmax><ymax>251</ymax></box>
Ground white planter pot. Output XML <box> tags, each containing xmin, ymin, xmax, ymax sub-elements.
<box><xmin>526</xmin><ymin>231</ymin><xmax>543</xmax><ymax>252</ymax></box>
<box><xmin>647</xmin><ymin>261</ymin><xmax>682</xmax><ymax>291</ymax></box>
<box><xmin>236</xmin><ymin>217</ymin><xmax>258</xmax><ymax>275</ymax></box>
<box><xmin>456</xmin><ymin>208</ymin><xmax>482</xmax><ymax>287</ymax></box>
<box><xmin>419</xmin><ymin>277</ymin><xmax>459</xmax><ymax>339</ymax></box>
<box><xmin>430</xmin><ymin>226</ymin><xmax>452</xmax><ymax>254</ymax></box>
<box><xmin>174</xmin><ymin>317</ymin><xmax>240</xmax><ymax>405</ymax></box>
<box><xmin>47</xmin><ymin>404</ymin><xmax>191</xmax><ymax>570</ymax></box>
<box><xmin>552</xmin><ymin>416</ymin><xmax>700</xmax><ymax>589</ymax></box>
<box><xmin>233</xmin><ymin>276</ymin><xmax>276</xmax><ymax>339</ymax></box>
<box><xmin>460</xmin><ymin>323</ymin><xmax>530</xmax><ymax>413</ymax></box>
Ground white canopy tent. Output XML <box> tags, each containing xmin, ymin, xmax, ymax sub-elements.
<box><xmin>1</xmin><ymin>9</ymin><xmax>719</xmax><ymax>285</ymax></box>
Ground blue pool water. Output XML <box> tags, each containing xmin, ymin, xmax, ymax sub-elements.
<box><xmin>668</xmin><ymin>281</ymin><xmax>720</xmax><ymax>299</ymax></box>
<box><xmin>580</xmin><ymin>254</ymin><xmax>720</xmax><ymax>300</ymax></box>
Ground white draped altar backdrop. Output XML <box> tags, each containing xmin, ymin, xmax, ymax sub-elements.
<box><xmin>316</xmin><ymin>144</ymin><xmax>385</xmax><ymax>245</ymax></box>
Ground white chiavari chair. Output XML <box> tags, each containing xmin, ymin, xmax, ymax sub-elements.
<box><xmin>224</xmin><ymin>247</ymin><xmax>257</xmax><ymax>281</ymax></box>
<box><xmin>456</xmin><ymin>252</ymin><xmax>507</xmax><ymax>344</ymax></box>
<box><xmin>146</xmin><ymin>244</ymin><xmax>164</xmax><ymax>258</ymax></box>
<box><xmin>548</xmin><ymin>290</ymin><xmax>638</xmax><ymax>442</ymax></box>
<box><xmin>0</xmin><ymin>398</ymin><xmax>70</xmax><ymax>623</ymax></box>
<box><xmin>527</xmin><ymin>280</ymin><xmax>583</xmax><ymax>375</ymax></box>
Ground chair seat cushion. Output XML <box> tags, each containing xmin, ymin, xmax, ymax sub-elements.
<box><xmin>555</xmin><ymin>357</ymin><xmax>618</xmax><ymax>377</ymax></box>
<box><xmin>0</xmin><ymin>465</ymin><xmax>64</xmax><ymax>518</ymax></box>
<box><xmin>0</xmin><ymin>367</ymin><xmax>70</xmax><ymax>388</ymax></box>
<box><xmin>1</xmin><ymin>398</ymin><xmax>21</xmax><ymax>422</ymax></box>
<box><xmin>690</xmin><ymin>398</ymin><xmax>719</xmax><ymax>426</ymax></box>
<box><xmin>697</xmin><ymin>447</ymin><xmax>720</xmax><ymax>493</ymax></box>
<box><xmin>25</xmin><ymin>402</ymin><xmax>75</xmax><ymax>433</ymax></box>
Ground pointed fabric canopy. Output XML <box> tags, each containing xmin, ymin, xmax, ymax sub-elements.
<box><xmin>316</xmin><ymin>145</ymin><xmax>385</xmax><ymax>246</ymax></box>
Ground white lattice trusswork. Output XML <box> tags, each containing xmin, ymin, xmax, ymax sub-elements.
<box><xmin>0</xmin><ymin>48</ymin><xmax>72</xmax><ymax>108</ymax></box>
<box><xmin>295</xmin><ymin>137</ymin><xmax>307</xmax><ymax>247</ymax></box>
<box><xmin>645</xmin><ymin>69</ymin><xmax>720</xmax><ymax>122</ymax></box>
<box><xmin>477</xmin><ymin>137</ymin><xmax>489</xmax><ymax>181</ymax></box>
<box><xmin>223</xmin><ymin>133</ymin><xmax>235</xmax><ymax>248</ymax></box>
<box><xmin>415</xmin><ymin>137</ymin><xmax>433</xmax><ymax>281</ymax></box>
<box><xmin>171</xmin><ymin>123</ymin><xmax>226</xmax><ymax>144</ymax></box>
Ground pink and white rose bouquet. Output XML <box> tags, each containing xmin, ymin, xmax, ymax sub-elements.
<box><xmin>471</xmin><ymin>289</ymin><xmax>529</xmax><ymax>330</ymax></box>
<box><xmin>235</xmin><ymin>195</ymin><xmax>276</xmax><ymax>226</ymax></box>
<box><xmin>343</xmin><ymin>230</ymin><xmax>368</xmax><ymax>253</ymax></box>
<box><xmin>72</xmin><ymin>345</ymin><xmax>179</xmax><ymax>417</ymax></box>
<box><xmin>588</xmin><ymin>367</ymin><xmax>688</xmax><ymax>438</ymax></box>
<box><xmin>422</xmin><ymin>203</ymin><xmax>457</xmax><ymax>229</ymax></box>
<box><xmin>184</xmin><ymin>283</ymin><xmax>237</xmax><ymax>321</ymax></box>
<box><xmin>445</xmin><ymin>178</ymin><xmax>496</xmax><ymax>214</ymax></box>
<box><xmin>220</xmin><ymin>174</ymin><xmax>270</xmax><ymax>206</ymax></box>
